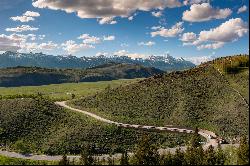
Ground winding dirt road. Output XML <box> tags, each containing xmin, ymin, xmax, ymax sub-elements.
<box><xmin>55</xmin><ymin>101</ymin><xmax>218</xmax><ymax>148</ymax></box>
<box><xmin>0</xmin><ymin>101</ymin><xmax>220</xmax><ymax>161</ymax></box>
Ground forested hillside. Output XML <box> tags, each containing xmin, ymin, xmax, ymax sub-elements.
<box><xmin>71</xmin><ymin>55</ymin><xmax>249</xmax><ymax>140</ymax></box>
<box><xmin>0</xmin><ymin>63</ymin><xmax>163</xmax><ymax>87</ymax></box>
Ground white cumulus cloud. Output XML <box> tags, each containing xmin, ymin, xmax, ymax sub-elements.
<box><xmin>184</xmin><ymin>55</ymin><xmax>212</xmax><ymax>65</ymax></box>
<box><xmin>103</xmin><ymin>35</ymin><xmax>115</xmax><ymax>41</ymax></box>
<box><xmin>180</xmin><ymin>32</ymin><xmax>197</xmax><ymax>42</ymax></box>
<box><xmin>114</xmin><ymin>50</ymin><xmax>148</xmax><ymax>59</ymax></box>
<box><xmin>78</xmin><ymin>34</ymin><xmax>101</xmax><ymax>44</ymax></box>
<box><xmin>6</xmin><ymin>25</ymin><xmax>39</xmax><ymax>32</ymax></box>
<box><xmin>32</xmin><ymin>0</ymin><xmax>182</xmax><ymax>24</ymax></box>
<box><xmin>237</xmin><ymin>5</ymin><xmax>248</xmax><ymax>14</ymax></box>
<box><xmin>151</xmin><ymin>22</ymin><xmax>184</xmax><ymax>38</ymax></box>
<box><xmin>182</xmin><ymin>18</ymin><xmax>249</xmax><ymax>50</ymax></box>
<box><xmin>152</xmin><ymin>11</ymin><xmax>163</xmax><ymax>17</ymax></box>
<box><xmin>138</xmin><ymin>41</ymin><xmax>156</xmax><ymax>46</ymax></box>
<box><xmin>182</xmin><ymin>3</ymin><xmax>232</xmax><ymax>22</ymax></box>
<box><xmin>61</xmin><ymin>40</ymin><xmax>94</xmax><ymax>54</ymax></box>
<box><xmin>10</xmin><ymin>11</ymin><xmax>40</xmax><ymax>22</ymax></box>
<box><xmin>98</xmin><ymin>17</ymin><xmax>117</xmax><ymax>25</ymax></box>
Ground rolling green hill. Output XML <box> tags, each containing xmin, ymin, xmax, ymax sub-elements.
<box><xmin>0</xmin><ymin>63</ymin><xmax>163</xmax><ymax>87</ymax></box>
<box><xmin>0</xmin><ymin>96</ymin><xmax>191</xmax><ymax>155</ymax></box>
<box><xmin>71</xmin><ymin>55</ymin><xmax>249</xmax><ymax>140</ymax></box>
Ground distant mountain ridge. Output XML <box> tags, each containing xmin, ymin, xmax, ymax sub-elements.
<box><xmin>0</xmin><ymin>51</ymin><xmax>195</xmax><ymax>71</ymax></box>
<box><xmin>0</xmin><ymin>63</ymin><xmax>163</xmax><ymax>87</ymax></box>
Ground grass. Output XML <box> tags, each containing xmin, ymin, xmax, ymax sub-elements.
<box><xmin>0</xmin><ymin>155</ymin><xmax>57</xmax><ymax>165</ymax></box>
<box><xmin>0</xmin><ymin>79</ymin><xmax>141</xmax><ymax>101</ymax></box>
<box><xmin>0</xmin><ymin>97</ymin><xmax>191</xmax><ymax>156</ymax></box>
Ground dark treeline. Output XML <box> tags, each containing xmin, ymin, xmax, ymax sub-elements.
<box><xmin>60</xmin><ymin>129</ymin><xmax>249</xmax><ymax>165</ymax></box>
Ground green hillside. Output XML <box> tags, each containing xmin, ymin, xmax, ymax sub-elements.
<box><xmin>0</xmin><ymin>63</ymin><xmax>163</xmax><ymax>87</ymax></box>
<box><xmin>71</xmin><ymin>55</ymin><xmax>249</xmax><ymax>140</ymax></box>
<box><xmin>0</xmin><ymin>96</ymin><xmax>191</xmax><ymax>155</ymax></box>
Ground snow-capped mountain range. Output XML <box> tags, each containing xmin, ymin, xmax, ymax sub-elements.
<box><xmin>0</xmin><ymin>51</ymin><xmax>195</xmax><ymax>71</ymax></box>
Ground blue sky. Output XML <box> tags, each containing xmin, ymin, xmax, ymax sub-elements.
<box><xmin>0</xmin><ymin>0</ymin><xmax>249</xmax><ymax>64</ymax></box>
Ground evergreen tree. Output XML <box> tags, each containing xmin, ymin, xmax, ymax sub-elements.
<box><xmin>107</xmin><ymin>156</ymin><xmax>114</xmax><ymax>165</ymax></box>
<box><xmin>237</xmin><ymin>136</ymin><xmax>249</xmax><ymax>165</ymax></box>
<box><xmin>215</xmin><ymin>143</ymin><xmax>225</xmax><ymax>165</ymax></box>
<box><xmin>184</xmin><ymin>127</ymin><xmax>204</xmax><ymax>165</ymax></box>
<box><xmin>59</xmin><ymin>154</ymin><xmax>69</xmax><ymax>165</ymax></box>
<box><xmin>80</xmin><ymin>144</ymin><xmax>94</xmax><ymax>165</ymax></box>
<box><xmin>204</xmin><ymin>145</ymin><xmax>216</xmax><ymax>165</ymax></box>
<box><xmin>133</xmin><ymin>135</ymin><xmax>160</xmax><ymax>165</ymax></box>
<box><xmin>160</xmin><ymin>152</ymin><xmax>172</xmax><ymax>165</ymax></box>
<box><xmin>190</xmin><ymin>127</ymin><xmax>201</xmax><ymax>148</ymax></box>
<box><xmin>172</xmin><ymin>148</ymin><xmax>185</xmax><ymax>165</ymax></box>
<box><xmin>120</xmin><ymin>150</ymin><xmax>129</xmax><ymax>165</ymax></box>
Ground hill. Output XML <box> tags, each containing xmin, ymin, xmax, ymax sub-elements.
<box><xmin>0</xmin><ymin>63</ymin><xmax>163</xmax><ymax>87</ymax></box>
<box><xmin>0</xmin><ymin>51</ymin><xmax>195</xmax><ymax>71</ymax></box>
<box><xmin>71</xmin><ymin>55</ymin><xmax>249</xmax><ymax>140</ymax></box>
<box><xmin>0</xmin><ymin>96</ymin><xmax>191</xmax><ymax>155</ymax></box>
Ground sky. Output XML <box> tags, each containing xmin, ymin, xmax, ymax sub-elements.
<box><xmin>0</xmin><ymin>0</ymin><xmax>249</xmax><ymax>64</ymax></box>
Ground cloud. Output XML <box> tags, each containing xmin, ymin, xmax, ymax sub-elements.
<box><xmin>39</xmin><ymin>41</ymin><xmax>58</xmax><ymax>50</ymax></box>
<box><xmin>0</xmin><ymin>33</ymin><xmax>57</xmax><ymax>52</ymax></box>
<box><xmin>96</xmin><ymin>52</ymin><xmax>109</xmax><ymax>56</ymax></box>
<box><xmin>198</xmin><ymin>18</ymin><xmax>248</xmax><ymax>43</ymax></box>
<box><xmin>237</xmin><ymin>5</ymin><xmax>247</xmax><ymax>14</ymax></box>
<box><xmin>38</xmin><ymin>35</ymin><xmax>46</xmax><ymax>40</ymax></box>
<box><xmin>184</xmin><ymin>55</ymin><xmax>212</xmax><ymax>65</ymax></box>
<box><xmin>138</xmin><ymin>41</ymin><xmax>155</xmax><ymax>46</ymax></box>
<box><xmin>183</xmin><ymin>0</ymin><xmax>210</xmax><ymax>5</ymax></box>
<box><xmin>152</xmin><ymin>11</ymin><xmax>163</xmax><ymax>17</ymax></box>
<box><xmin>24</xmin><ymin>11</ymin><xmax>40</xmax><ymax>17</ymax></box>
<box><xmin>10</xmin><ymin>11</ymin><xmax>40</xmax><ymax>22</ymax></box>
<box><xmin>20</xmin><ymin>41</ymin><xmax>58</xmax><ymax>52</ymax></box>
<box><xmin>0</xmin><ymin>34</ymin><xmax>24</xmax><ymax>51</ymax></box>
<box><xmin>78</xmin><ymin>34</ymin><xmax>101</xmax><ymax>44</ymax></box>
<box><xmin>98</xmin><ymin>17</ymin><xmax>117</xmax><ymax>25</ymax></box>
<box><xmin>182</xmin><ymin>18</ymin><xmax>249</xmax><ymax>50</ymax></box>
<box><xmin>197</xmin><ymin>42</ymin><xmax>225</xmax><ymax>50</ymax></box>
<box><xmin>121</xmin><ymin>43</ymin><xmax>129</xmax><ymax>47</ymax></box>
<box><xmin>151</xmin><ymin>22</ymin><xmax>184</xmax><ymax>37</ymax></box>
<box><xmin>5</xmin><ymin>25</ymin><xmax>39</xmax><ymax>32</ymax></box>
<box><xmin>114</xmin><ymin>50</ymin><xmax>147</xmax><ymax>59</ymax></box>
<box><xmin>103</xmin><ymin>35</ymin><xmax>115</xmax><ymax>41</ymax></box>
<box><xmin>180</xmin><ymin>32</ymin><xmax>197</xmax><ymax>42</ymax></box>
<box><xmin>182</xmin><ymin>3</ymin><xmax>232</xmax><ymax>22</ymax></box>
<box><xmin>32</xmin><ymin>0</ymin><xmax>182</xmax><ymax>23</ymax></box>
<box><xmin>10</xmin><ymin>16</ymin><xmax>34</xmax><ymax>22</ymax></box>
<box><xmin>61</xmin><ymin>40</ymin><xmax>94</xmax><ymax>54</ymax></box>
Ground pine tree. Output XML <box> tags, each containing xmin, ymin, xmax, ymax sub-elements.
<box><xmin>184</xmin><ymin>127</ymin><xmax>204</xmax><ymax>165</ymax></box>
<box><xmin>59</xmin><ymin>154</ymin><xmax>69</xmax><ymax>165</ymax></box>
<box><xmin>172</xmin><ymin>148</ymin><xmax>185</xmax><ymax>165</ymax></box>
<box><xmin>120</xmin><ymin>150</ymin><xmax>129</xmax><ymax>165</ymax></box>
<box><xmin>215</xmin><ymin>143</ymin><xmax>225</xmax><ymax>165</ymax></box>
<box><xmin>204</xmin><ymin>145</ymin><xmax>216</xmax><ymax>165</ymax></box>
<box><xmin>161</xmin><ymin>152</ymin><xmax>172</xmax><ymax>165</ymax></box>
<box><xmin>190</xmin><ymin>127</ymin><xmax>201</xmax><ymax>148</ymax></box>
<box><xmin>133</xmin><ymin>135</ymin><xmax>160</xmax><ymax>165</ymax></box>
<box><xmin>237</xmin><ymin>136</ymin><xmax>249</xmax><ymax>165</ymax></box>
<box><xmin>80</xmin><ymin>143</ymin><xmax>94</xmax><ymax>165</ymax></box>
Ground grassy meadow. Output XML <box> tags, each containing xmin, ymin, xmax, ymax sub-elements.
<box><xmin>0</xmin><ymin>79</ymin><xmax>141</xmax><ymax>101</ymax></box>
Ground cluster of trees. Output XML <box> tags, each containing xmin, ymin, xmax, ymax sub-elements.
<box><xmin>59</xmin><ymin>130</ymin><xmax>249</xmax><ymax>165</ymax></box>
<box><xmin>212</xmin><ymin>54</ymin><xmax>249</xmax><ymax>74</ymax></box>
